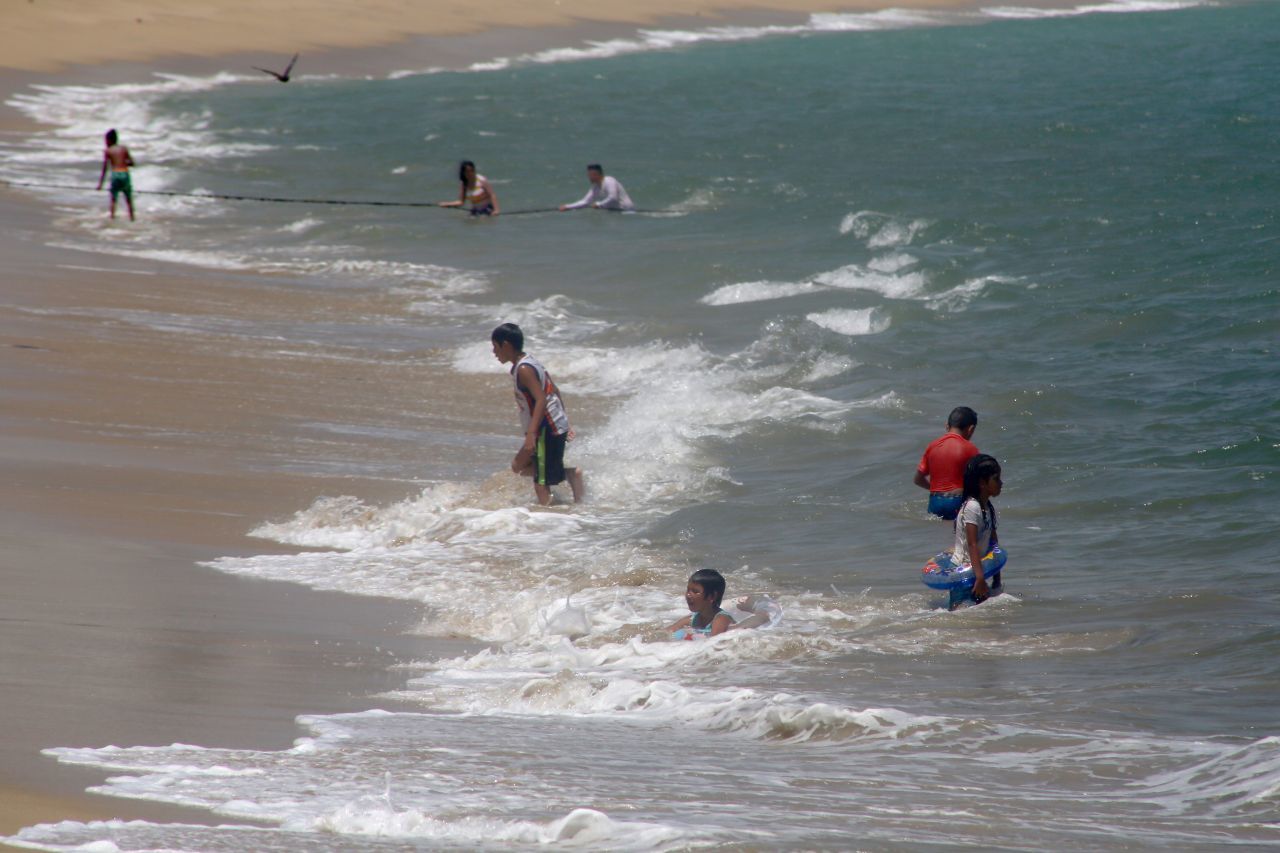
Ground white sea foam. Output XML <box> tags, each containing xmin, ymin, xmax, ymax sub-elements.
<box><xmin>806</xmin><ymin>307</ymin><xmax>890</xmax><ymax>337</ymax></box>
<box><xmin>982</xmin><ymin>0</ymin><xmax>1203</xmax><ymax>19</ymax></box>
<box><xmin>839</xmin><ymin>210</ymin><xmax>930</xmax><ymax>248</ymax></box>
<box><xmin>814</xmin><ymin>263</ymin><xmax>929</xmax><ymax>299</ymax></box>
<box><xmin>700</xmin><ymin>280</ymin><xmax>822</xmax><ymax>306</ymax></box>
<box><xmin>2</xmin><ymin>72</ymin><xmax>262</xmax><ymax>197</ymax></box>
<box><xmin>279</xmin><ymin>216</ymin><xmax>323</xmax><ymax>234</ymax></box>
<box><xmin>361</xmin><ymin>0</ymin><xmax>1207</xmax><ymax>80</ymax></box>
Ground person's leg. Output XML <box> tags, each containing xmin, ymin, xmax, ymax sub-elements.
<box><xmin>532</xmin><ymin>427</ymin><xmax>554</xmax><ymax>505</ymax></box>
<box><xmin>567</xmin><ymin>467</ymin><xmax>584</xmax><ymax>503</ymax></box>
<box><xmin>125</xmin><ymin>185</ymin><xmax>135</xmax><ymax>221</ymax></box>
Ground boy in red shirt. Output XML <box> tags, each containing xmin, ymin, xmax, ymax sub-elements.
<box><xmin>914</xmin><ymin>406</ymin><xmax>978</xmax><ymax>520</ymax></box>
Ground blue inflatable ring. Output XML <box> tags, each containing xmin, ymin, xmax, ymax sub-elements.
<box><xmin>921</xmin><ymin>545</ymin><xmax>1006</xmax><ymax>591</ymax></box>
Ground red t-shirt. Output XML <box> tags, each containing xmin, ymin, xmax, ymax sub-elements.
<box><xmin>916</xmin><ymin>433</ymin><xmax>979</xmax><ymax>493</ymax></box>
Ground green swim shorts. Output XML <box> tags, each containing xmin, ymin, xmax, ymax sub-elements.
<box><xmin>109</xmin><ymin>171</ymin><xmax>132</xmax><ymax>201</ymax></box>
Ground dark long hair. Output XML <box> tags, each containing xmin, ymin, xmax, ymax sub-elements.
<box><xmin>960</xmin><ymin>453</ymin><xmax>1000</xmax><ymax>533</ymax></box>
<box><xmin>458</xmin><ymin>160</ymin><xmax>476</xmax><ymax>187</ymax></box>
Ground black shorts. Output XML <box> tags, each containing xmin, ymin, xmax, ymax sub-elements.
<box><xmin>535</xmin><ymin>427</ymin><xmax>567</xmax><ymax>486</ymax></box>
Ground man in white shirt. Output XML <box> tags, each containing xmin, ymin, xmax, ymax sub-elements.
<box><xmin>559</xmin><ymin>164</ymin><xmax>635</xmax><ymax>212</ymax></box>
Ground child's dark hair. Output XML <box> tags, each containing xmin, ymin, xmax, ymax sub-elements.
<box><xmin>587</xmin><ymin>163</ymin><xmax>604</xmax><ymax>174</ymax></box>
<box><xmin>961</xmin><ymin>454</ymin><xmax>1000</xmax><ymax>530</ymax></box>
<box><xmin>688</xmin><ymin>569</ymin><xmax>726</xmax><ymax>607</ymax></box>
<box><xmin>105</xmin><ymin>129</ymin><xmax>118</xmax><ymax>146</ymax></box>
<box><xmin>458</xmin><ymin>159</ymin><xmax>476</xmax><ymax>184</ymax></box>
<box><xmin>948</xmin><ymin>406</ymin><xmax>978</xmax><ymax>430</ymax></box>
<box><xmin>962</xmin><ymin>453</ymin><xmax>1000</xmax><ymax>501</ymax></box>
<box><xmin>491</xmin><ymin>322</ymin><xmax>523</xmax><ymax>351</ymax></box>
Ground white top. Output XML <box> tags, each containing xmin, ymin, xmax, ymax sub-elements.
<box><xmin>512</xmin><ymin>354</ymin><xmax>570</xmax><ymax>435</ymax></box>
<box><xmin>952</xmin><ymin>498</ymin><xmax>995</xmax><ymax>568</ymax></box>
<box><xmin>564</xmin><ymin>175</ymin><xmax>635</xmax><ymax>211</ymax></box>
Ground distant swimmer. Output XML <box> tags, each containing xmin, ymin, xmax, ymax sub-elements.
<box><xmin>559</xmin><ymin>163</ymin><xmax>634</xmax><ymax>212</ymax></box>
<box><xmin>95</xmin><ymin>128</ymin><xmax>135</xmax><ymax>221</ymax></box>
<box><xmin>669</xmin><ymin>570</ymin><xmax>776</xmax><ymax>640</ymax></box>
<box><xmin>441</xmin><ymin>160</ymin><xmax>500</xmax><ymax>216</ymax></box>
<box><xmin>491</xmin><ymin>323</ymin><xmax>583</xmax><ymax>505</ymax></box>
<box><xmin>914</xmin><ymin>406</ymin><xmax>979</xmax><ymax>520</ymax></box>
<box><xmin>252</xmin><ymin>53</ymin><xmax>299</xmax><ymax>83</ymax></box>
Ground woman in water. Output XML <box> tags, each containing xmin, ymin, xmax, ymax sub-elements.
<box><xmin>439</xmin><ymin>160</ymin><xmax>500</xmax><ymax>216</ymax></box>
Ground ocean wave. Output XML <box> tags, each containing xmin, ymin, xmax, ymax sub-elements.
<box><xmin>377</xmin><ymin>2</ymin><xmax>1204</xmax><ymax>79</ymax></box>
<box><xmin>806</xmin><ymin>307</ymin><xmax>891</xmax><ymax>337</ymax></box>
<box><xmin>982</xmin><ymin>0</ymin><xmax>1205</xmax><ymax>19</ymax></box>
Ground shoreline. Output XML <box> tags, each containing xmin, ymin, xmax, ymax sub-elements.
<box><xmin>0</xmin><ymin>0</ymin><xmax>1068</xmax><ymax>842</ymax></box>
<box><xmin>2</xmin><ymin>0</ymin><xmax>1004</xmax><ymax>74</ymax></box>
<box><xmin>0</xmin><ymin>170</ymin><xmax>485</xmax><ymax>840</ymax></box>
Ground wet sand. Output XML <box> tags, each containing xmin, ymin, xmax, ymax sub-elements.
<box><xmin>0</xmin><ymin>186</ymin><xmax>488</xmax><ymax>840</ymax></box>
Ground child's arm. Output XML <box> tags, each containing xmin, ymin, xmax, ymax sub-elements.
<box><xmin>709</xmin><ymin>613</ymin><xmax>734</xmax><ymax>636</ymax></box>
<box><xmin>726</xmin><ymin>596</ymin><xmax>770</xmax><ymax>631</ymax></box>
<box><xmin>96</xmin><ymin>151</ymin><xmax>108</xmax><ymax>190</ymax></box>
<box><xmin>667</xmin><ymin>614</ymin><xmax>692</xmax><ymax>631</ymax></box>
<box><xmin>124</xmin><ymin>147</ymin><xmax>135</xmax><ymax>168</ymax></box>
<box><xmin>966</xmin><ymin>521</ymin><xmax>989</xmax><ymax>602</ymax></box>
<box><xmin>439</xmin><ymin>183</ymin><xmax>466</xmax><ymax>207</ymax></box>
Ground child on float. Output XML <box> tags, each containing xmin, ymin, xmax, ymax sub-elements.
<box><xmin>951</xmin><ymin>453</ymin><xmax>1003</xmax><ymax>610</ymax></box>
<box><xmin>669</xmin><ymin>569</ymin><xmax>773</xmax><ymax>640</ymax></box>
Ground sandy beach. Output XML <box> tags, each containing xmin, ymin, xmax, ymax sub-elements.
<box><xmin>2</xmin><ymin>0</ymin><xmax>993</xmax><ymax>73</ymax></box>
<box><xmin>0</xmin><ymin>183</ymin><xmax>498</xmax><ymax>839</ymax></box>
<box><xmin>0</xmin><ymin>0</ymin><xmax>990</xmax><ymax>843</ymax></box>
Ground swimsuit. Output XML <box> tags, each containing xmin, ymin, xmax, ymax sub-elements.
<box><xmin>109</xmin><ymin>170</ymin><xmax>132</xmax><ymax>202</ymax></box>
<box><xmin>672</xmin><ymin>609</ymin><xmax>732</xmax><ymax>641</ymax></box>
<box><xmin>468</xmin><ymin>177</ymin><xmax>493</xmax><ymax>215</ymax></box>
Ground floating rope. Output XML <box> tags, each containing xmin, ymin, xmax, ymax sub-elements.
<box><xmin>0</xmin><ymin>178</ymin><xmax>674</xmax><ymax>216</ymax></box>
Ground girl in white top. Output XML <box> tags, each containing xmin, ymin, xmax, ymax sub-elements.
<box><xmin>953</xmin><ymin>454</ymin><xmax>1003</xmax><ymax>605</ymax></box>
<box><xmin>439</xmin><ymin>160</ymin><xmax>499</xmax><ymax>216</ymax></box>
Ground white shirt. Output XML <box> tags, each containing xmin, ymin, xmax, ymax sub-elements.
<box><xmin>952</xmin><ymin>498</ymin><xmax>995</xmax><ymax>568</ymax></box>
<box><xmin>564</xmin><ymin>175</ymin><xmax>634</xmax><ymax>211</ymax></box>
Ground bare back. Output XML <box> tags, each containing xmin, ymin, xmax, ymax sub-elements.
<box><xmin>105</xmin><ymin>144</ymin><xmax>133</xmax><ymax>171</ymax></box>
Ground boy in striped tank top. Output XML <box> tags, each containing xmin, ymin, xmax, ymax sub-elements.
<box><xmin>491</xmin><ymin>323</ymin><xmax>585</xmax><ymax>506</ymax></box>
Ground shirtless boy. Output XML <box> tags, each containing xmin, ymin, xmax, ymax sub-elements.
<box><xmin>491</xmin><ymin>323</ymin><xmax>584</xmax><ymax>506</ymax></box>
<box><xmin>95</xmin><ymin>129</ymin><xmax>135</xmax><ymax>221</ymax></box>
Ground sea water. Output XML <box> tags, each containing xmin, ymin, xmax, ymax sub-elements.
<box><xmin>3</xmin><ymin>0</ymin><xmax>1278</xmax><ymax>848</ymax></box>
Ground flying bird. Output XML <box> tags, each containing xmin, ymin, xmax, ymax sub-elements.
<box><xmin>252</xmin><ymin>53</ymin><xmax>299</xmax><ymax>83</ymax></box>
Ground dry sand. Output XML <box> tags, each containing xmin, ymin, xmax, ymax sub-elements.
<box><xmin>1</xmin><ymin>0</ymin><xmax>989</xmax><ymax>73</ymax></box>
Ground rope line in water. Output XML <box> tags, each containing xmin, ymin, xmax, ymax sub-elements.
<box><xmin>0</xmin><ymin>178</ymin><xmax>676</xmax><ymax>216</ymax></box>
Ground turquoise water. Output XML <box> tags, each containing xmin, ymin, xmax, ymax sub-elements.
<box><xmin>5</xmin><ymin>1</ymin><xmax>1279</xmax><ymax>849</ymax></box>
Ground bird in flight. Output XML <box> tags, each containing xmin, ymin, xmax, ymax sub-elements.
<box><xmin>252</xmin><ymin>53</ymin><xmax>299</xmax><ymax>83</ymax></box>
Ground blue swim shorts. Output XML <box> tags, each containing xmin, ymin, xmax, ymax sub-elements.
<box><xmin>927</xmin><ymin>492</ymin><xmax>965</xmax><ymax>520</ymax></box>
